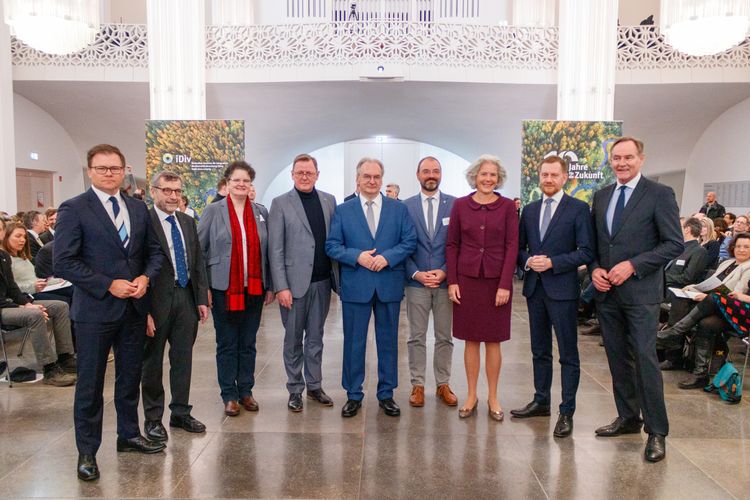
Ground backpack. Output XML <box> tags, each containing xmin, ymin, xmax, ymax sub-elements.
<box><xmin>704</xmin><ymin>362</ymin><xmax>743</xmax><ymax>403</ymax></box>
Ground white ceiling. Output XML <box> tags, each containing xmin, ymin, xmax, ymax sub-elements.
<box><xmin>12</xmin><ymin>79</ymin><xmax>750</xmax><ymax>196</ymax></box>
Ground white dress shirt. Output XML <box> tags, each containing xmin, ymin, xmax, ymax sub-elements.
<box><xmin>538</xmin><ymin>189</ymin><xmax>565</xmax><ymax>234</ymax></box>
<box><xmin>360</xmin><ymin>193</ymin><xmax>383</xmax><ymax>231</ymax></box>
<box><xmin>91</xmin><ymin>186</ymin><xmax>131</xmax><ymax>236</ymax></box>
<box><xmin>27</xmin><ymin>229</ymin><xmax>43</xmax><ymax>247</ymax></box>
<box><xmin>154</xmin><ymin>206</ymin><xmax>189</xmax><ymax>280</ymax></box>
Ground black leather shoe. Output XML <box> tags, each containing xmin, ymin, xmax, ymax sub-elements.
<box><xmin>510</xmin><ymin>401</ymin><xmax>551</xmax><ymax>419</ymax></box>
<box><xmin>169</xmin><ymin>414</ymin><xmax>206</xmax><ymax>433</ymax></box>
<box><xmin>645</xmin><ymin>434</ymin><xmax>666</xmax><ymax>462</ymax></box>
<box><xmin>553</xmin><ymin>414</ymin><xmax>574</xmax><ymax>438</ymax></box>
<box><xmin>595</xmin><ymin>417</ymin><xmax>643</xmax><ymax>437</ymax></box>
<box><xmin>678</xmin><ymin>374</ymin><xmax>709</xmax><ymax>390</ymax></box>
<box><xmin>144</xmin><ymin>420</ymin><xmax>168</xmax><ymax>442</ymax></box>
<box><xmin>378</xmin><ymin>398</ymin><xmax>401</xmax><ymax>417</ymax></box>
<box><xmin>116</xmin><ymin>435</ymin><xmax>166</xmax><ymax>454</ymax></box>
<box><xmin>288</xmin><ymin>393</ymin><xmax>303</xmax><ymax>412</ymax></box>
<box><xmin>341</xmin><ymin>399</ymin><xmax>362</xmax><ymax>418</ymax></box>
<box><xmin>307</xmin><ymin>388</ymin><xmax>334</xmax><ymax>406</ymax></box>
<box><xmin>77</xmin><ymin>454</ymin><xmax>99</xmax><ymax>481</ymax></box>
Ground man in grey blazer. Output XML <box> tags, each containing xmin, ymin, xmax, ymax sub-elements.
<box><xmin>403</xmin><ymin>156</ymin><xmax>457</xmax><ymax>408</ymax></box>
<box><xmin>268</xmin><ymin>154</ymin><xmax>338</xmax><ymax>412</ymax></box>
<box><xmin>589</xmin><ymin>137</ymin><xmax>683</xmax><ymax>463</ymax></box>
<box><xmin>142</xmin><ymin>171</ymin><xmax>210</xmax><ymax>442</ymax></box>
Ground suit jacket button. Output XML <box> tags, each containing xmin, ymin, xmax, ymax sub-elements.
<box><xmin>480</xmin><ymin>248</ymin><xmax>484</xmax><ymax>253</ymax></box>
<box><xmin>480</xmin><ymin>225</ymin><xmax>485</xmax><ymax>230</ymax></box>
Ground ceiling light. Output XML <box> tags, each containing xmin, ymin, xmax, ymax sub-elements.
<box><xmin>4</xmin><ymin>0</ymin><xmax>100</xmax><ymax>55</ymax></box>
<box><xmin>660</xmin><ymin>0</ymin><xmax>750</xmax><ymax>56</ymax></box>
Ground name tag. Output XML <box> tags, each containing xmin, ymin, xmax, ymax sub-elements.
<box><xmin>442</xmin><ymin>217</ymin><xmax>450</xmax><ymax>226</ymax></box>
<box><xmin>676</xmin><ymin>259</ymin><xmax>686</xmax><ymax>266</ymax></box>
<box><xmin>258</xmin><ymin>214</ymin><xmax>265</xmax><ymax>222</ymax></box>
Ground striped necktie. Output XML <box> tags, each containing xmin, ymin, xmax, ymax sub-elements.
<box><xmin>109</xmin><ymin>196</ymin><xmax>129</xmax><ymax>247</ymax></box>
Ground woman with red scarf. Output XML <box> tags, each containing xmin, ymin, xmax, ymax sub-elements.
<box><xmin>198</xmin><ymin>161</ymin><xmax>275</xmax><ymax>416</ymax></box>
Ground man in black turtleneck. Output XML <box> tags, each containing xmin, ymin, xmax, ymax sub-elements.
<box><xmin>268</xmin><ymin>154</ymin><xmax>338</xmax><ymax>412</ymax></box>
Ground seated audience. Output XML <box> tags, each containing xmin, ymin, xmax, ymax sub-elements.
<box><xmin>0</xmin><ymin>218</ymin><xmax>76</xmax><ymax>386</ymax></box>
<box><xmin>657</xmin><ymin>232</ymin><xmax>750</xmax><ymax>388</ymax></box>
<box><xmin>40</xmin><ymin>208</ymin><xmax>57</xmax><ymax>243</ymax></box>
<box><xmin>699</xmin><ymin>217</ymin><xmax>720</xmax><ymax>268</ymax></box>
<box><xmin>719</xmin><ymin>215</ymin><xmax>748</xmax><ymax>262</ymax></box>
<box><xmin>724</xmin><ymin>212</ymin><xmax>736</xmax><ymax>230</ymax></box>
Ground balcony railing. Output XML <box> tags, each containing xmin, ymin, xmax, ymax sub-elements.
<box><xmin>9</xmin><ymin>23</ymin><xmax>750</xmax><ymax>72</ymax></box>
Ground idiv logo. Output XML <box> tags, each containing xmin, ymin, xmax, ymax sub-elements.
<box><xmin>545</xmin><ymin>150</ymin><xmax>579</xmax><ymax>164</ymax></box>
<box><xmin>162</xmin><ymin>153</ymin><xmax>191</xmax><ymax>164</ymax></box>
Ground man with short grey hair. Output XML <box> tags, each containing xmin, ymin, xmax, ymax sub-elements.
<box><xmin>269</xmin><ymin>154</ymin><xmax>338</xmax><ymax>412</ymax></box>
<box><xmin>385</xmin><ymin>183</ymin><xmax>401</xmax><ymax>200</ymax></box>
<box><xmin>142</xmin><ymin>170</ymin><xmax>210</xmax><ymax>442</ymax></box>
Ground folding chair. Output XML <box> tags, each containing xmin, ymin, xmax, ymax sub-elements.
<box><xmin>0</xmin><ymin>322</ymin><xmax>33</xmax><ymax>388</ymax></box>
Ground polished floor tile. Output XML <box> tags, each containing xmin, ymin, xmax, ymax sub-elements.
<box><xmin>0</xmin><ymin>281</ymin><xmax>747</xmax><ymax>498</ymax></box>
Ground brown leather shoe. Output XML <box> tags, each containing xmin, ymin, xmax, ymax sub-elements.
<box><xmin>240</xmin><ymin>395</ymin><xmax>259</xmax><ymax>412</ymax></box>
<box><xmin>224</xmin><ymin>400</ymin><xmax>240</xmax><ymax>417</ymax></box>
<box><xmin>409</xmin><ymin>385</ymin><xmax>425</xmax><ymax>407</ymax></box>
<box><xmin>436</xmin><ymin>384</ymin><xmax>458</xmax><ymax>406</ymax></box>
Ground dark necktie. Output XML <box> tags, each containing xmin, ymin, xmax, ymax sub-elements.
<box><xmin>611</xmin><ymin>186</ymin><xmax>627</xmax><ymax>235</ymax></box>
<box><xmin>166</xmin><ymin>215</ymin><xmax>189</xmax><ymax>287</ymax></box>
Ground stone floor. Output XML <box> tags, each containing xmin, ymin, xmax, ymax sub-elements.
<box><xmin>1</xmin><ymin>282</ymin><xmax>749</xmax><ymax>499</ymax></box>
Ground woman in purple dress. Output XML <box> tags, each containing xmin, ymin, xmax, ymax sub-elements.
<box><xmin>446</xmin><ymin>155</ymin><xmax>519</xmax><ymax>421</ymax></box>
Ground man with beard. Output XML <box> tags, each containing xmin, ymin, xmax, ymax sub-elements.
<box><xmin>511</xmin><ymin>156</ymin><xmax>594</xmax><ymax>438</ymax></box>
<box><xmin>403</xmin><ymin>157</ymin><xmax>457</xmax><ymax>408</ymax></box>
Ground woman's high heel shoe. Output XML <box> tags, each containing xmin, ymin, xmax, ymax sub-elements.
<box><xmin>458</xmin><ymin>400</ymin><xmax>478</xmax><ymax>418</ymax></box>
<box><xmin>488</xmin><ymin>401</ymin><xmax>504</xmax><ymax>422</ymax></box>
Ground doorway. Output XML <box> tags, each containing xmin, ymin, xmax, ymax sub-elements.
<box><xmin>15</xmin><ymin>169</ymin><xmax>54</xmax><ymax>212</ymax></box>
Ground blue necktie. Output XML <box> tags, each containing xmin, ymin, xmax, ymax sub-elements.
<box><xmin>109</xmin><ymin>196</ymin><xmax>129</xmax><ymax>247</ymax></box>
<box><xmin>611</xmin><ymin>185</ymin><xmax>627</xmax><ymax>235</ymax></box>
<box><xmin>540</xmin><ymin>198</ymin><xmax>553</xmax><ymax>240</ymax></box>
<box><xmin>167</xmin><ymin>215</ymin><xmax>189</xmax><ymax>287</ymax></box>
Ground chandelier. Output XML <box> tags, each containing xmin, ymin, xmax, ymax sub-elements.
<box><xmin>660</xmin><ymin>0</ymin><xmax>750</xmax><ymax>56</ymax></box>
<box><xmin>3</xmin><ymin>0</ymin><xmax>100</xmax><ymax>55</ymax></box>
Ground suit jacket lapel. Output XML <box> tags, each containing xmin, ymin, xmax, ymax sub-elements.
<box><xmin>218</xmin><ymin>198</ymin><xmax>232</xmax><ymax>236</ymax></box>
<box><xmin>412</xmin><ymin>198</ymin><xmax>429</xmax><ymax>240</ymax></box>
<box><xmin>599</xmin><ymin>184</ymin><xmax>616</xmax><ymax>237</ymax></box>
<box><xmin>289</xmin><ymin>190</ymin><xmax>312</xmax><ymax>234</ymax></box>
<box><xmin>541</xmin><ymin>194</ymin><xmax>570</xmax><ymax>245</ymax></box>
<box><xmin>374</xmin><ymin>198</ymin><xmax>390</xmax><ymax>239</ymax></box>
<box><xmin>177</xmin><ymin>213</ymin><xmax>195</xmax><ymax>267</ymax></box>
<box><xmin>612</xmin><ymin>178</ymin><xmax>647</xmax><ymax>239</ymax></box>
<box><xmin>318</xmin><ymin>191</ymin><xmax>332</xmax><ymax>232</ymax></box>
<box><xmin>528</xmin><ymin>200</ymin><xmax>542</xmax><ymax>246</ymax></box>
<box><xmin>86</xmin><ymin>189</ymin><xmax>127</xmax><ymax>255</ymax></box>
<box><xmin>123</xmin><ymin>196</ymin><xmax>142</xmax><ymax>256</ymax></box>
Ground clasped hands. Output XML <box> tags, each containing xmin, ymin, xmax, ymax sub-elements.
<box><xmin>108</xmin><ymin>275</ymin><xmax>149</xmax><ymax>299</ymax></box>
<box><xmin>526</xmin><ymin>255</ymin><xmax>552</xmax><ymax>273</ymax></box>
<box><xmin>357</xmin><ymin>249</ymin><xmax>388</xmax><ymax>272</ymax></box>
<box><xmin>592</xmin><ymin>261</ymin><xmax>635</xmax><ymax>292</ymax></box>
<box><xmin>415</xmin><ymin>269</ymin><xmax>446</xmax><ymax>289</ymax></box>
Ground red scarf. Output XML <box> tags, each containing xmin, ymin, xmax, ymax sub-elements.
<box><xmin>226</xmin><ymin>198</ymin><xmax>263</xmax><ymax>311</ymax></box>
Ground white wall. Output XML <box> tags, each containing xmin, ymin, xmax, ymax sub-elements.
<box><xmin>14</xmin><ymin>94</ymin><xmax>85</xmax><ymax>206</ymax></box>
<box><xmin>107</xmin><ymin>0</ymin><xmax>147</xmax><ymax>23</ymax></box>
<box><xmin>618</xmin><ymin>0</ymin><xmax>658</xmax><ymax>25</ymax></box>
<box><xmin>681</xmin><ymin>96</ymin><xmax>750</xmax><ymax>216</ymax></box>
<box><xmin>654</xmin><ymin>170</ymin><xmax>685</xmax><ymax>209</ymax></box>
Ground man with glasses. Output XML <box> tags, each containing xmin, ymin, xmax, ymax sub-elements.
<box><xmin>55</xmin><ymin>144</ymin><xmax>166</xmax><ymax>482</ymax></box>
<box><xmin>141</xmin><ymin>171</ymin><xmax>209</xmax><ymax>441</ymax></box>
<box><xmin>268</xmin><ymin>154</ymin><xmax>338</xmax><ymax>412</ymax></box>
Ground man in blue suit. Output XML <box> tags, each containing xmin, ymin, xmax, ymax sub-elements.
<box><xmin>511</xmin><ymin>156</ymin><xmax>594</xmax><ymax>438</ymax></box>
<box><xmin>54</xmin><ymin>144</ymin><xmax>165</xmax><ymax>482</ymax></box>
<box><xmin>403</xmin><ymin>156</ymin><xmax>457</xmax><ymax>408</ymax></box>
<box><xmin>326</xmin><ymin>158</ymin><xmax>417</xmax><ymax>418</ymax></box>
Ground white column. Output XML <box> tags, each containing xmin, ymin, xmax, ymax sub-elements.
<box><xmin>512</xmin><ymin>0</ymin><xmax>556</xmax><ymax>27</ymax></box>
<box><xmin>147</xmin><ymin>0</ymin><xmax>206</xmax><ymax>120</ymax></box>
<box><xmin>557</xmin><ymin>0</ymin><xmax>618</xmax><ymax>121</ymax></box>
<box><xmin>0</xmin><ymin>1</ymin><xmax>18</xmax><ymax>212</ymax></box>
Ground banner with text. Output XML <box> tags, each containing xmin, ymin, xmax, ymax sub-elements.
<box><xmin>146</xmin><ymin>120</ymin><xmax>245</xmax><ymax>215</ymax></box>
<box><xmin>520</xmin><ymin>120</ymin><xmax>623</xmax><ymax>207</ymax></box>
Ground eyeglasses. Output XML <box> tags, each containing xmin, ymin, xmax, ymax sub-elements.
<box><xmin>90</xmin><ymin>165</ymin><xmax>125</xmax><ymax>174</ymax></box>
<box><xmin>229</xmin><ymin>178</ymin><xmax>252</xmax><ymax>184</ymax></box>
<box><xmin>293</xmin><ymin>171</ymin><xmax>317</xmax><ymax>178</ymax></box>
<box><xmin>153</xmin><ymin>186</ymin><xmax>183</xmax><ymax>196</ymax></box>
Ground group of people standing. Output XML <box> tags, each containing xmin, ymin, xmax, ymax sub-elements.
<box><xmin>45</xmin><ymin>135</ymin><xmax>689</xmax><ymax>483</ymax></box>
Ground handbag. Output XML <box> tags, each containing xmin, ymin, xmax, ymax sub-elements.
<box><xmin>704</xmin><ymin>361</ymin><xmax>742</xmax><ymax>403</ymax></box>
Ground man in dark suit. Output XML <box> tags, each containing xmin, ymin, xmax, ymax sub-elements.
<box><xmin>403</xmin><ymin>156</ymin><xmax>457</xmax><ymax>408</ymax></box>
<box><xmin>54</xmin><ymin>144</ymin><xmax>166</xmax><ymax>482</ymax></box>
<box><xmin>511</xmin><ymin>156</ymin><xmax>594</xmax><ymax>438</ymax></box>
<box><xmin>141</xmin><ymin>171</ymin><xmax>209</xmax><ymax>443</ymax></box>
<box><xmin>326</xmin><ymin>158</ymin><xmax>416</xmax><ymax>418</ymax></box>
<box><xmin>343</xmin><ymin>187</ymin><xmax>359</xmax><ymax>202</ymax></box>
<box><xmin>589</xmin><ymin>137</ymin><xmax>683</xmax><ymax>463</ymax></box>
<box><xmin>24</xmin><ymin>210</ymin><xmax>46</xmax><ymax>262</ymax></box>
<box><xmin>40</xmin><ymin>208</ymin><xmax>57</xmax><ymax>243</ymax></box>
